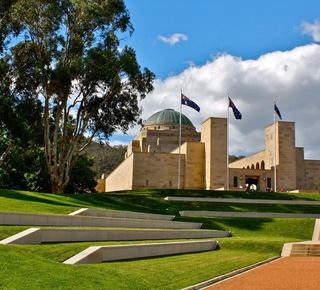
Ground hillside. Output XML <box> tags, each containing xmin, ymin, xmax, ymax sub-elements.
<box><xmin>0</xmin><ymin>189</ymin><xmax>318</xmax><ymax>289</ymax></box>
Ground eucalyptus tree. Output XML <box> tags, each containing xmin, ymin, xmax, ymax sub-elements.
<box><xmin>2</xmin><ymin>0</ymin><xmax>154</xmax><ymax>193</ymax></box>
<box><xmin>0</xmin><ymin>95</ymin><xmax>43</xmax><ymax>166</ymax></box>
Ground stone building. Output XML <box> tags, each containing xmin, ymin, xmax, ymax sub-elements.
<box><xmin>96</xmin><ymin>108</ymin><xmax>320</xmax><ymax>193</ymax></box>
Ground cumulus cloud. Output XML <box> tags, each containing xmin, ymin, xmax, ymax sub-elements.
<box><xmin>301</xmin><ymin>19</ymin><xmax>320</xmax><ymax>42</ymax></box>
<box><xmin>115</xmin><ymin>44</ymin><xmax>320</xmax><ymax>160</ymax></box>
<box><xmin>157</xmin><ymin>33</ymin><xmax>188</xmax><ymax>46</ymax></box>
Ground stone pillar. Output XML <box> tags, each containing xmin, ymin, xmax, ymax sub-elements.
<box><xmin>201</xmin><ymin>118</ymin><xmax>227</xmax><ymax>190</ymax></box>
<box><xmin>295</xmin><ymin>147</ymin><xmax>306</xmax><ymax>190</ymax></box>
<box><xmin>265</xmin><ymin>121</ymin><xmax>297</xmax><ymax>190</ymax></box>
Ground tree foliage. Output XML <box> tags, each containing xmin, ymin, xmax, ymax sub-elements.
<box><xmin>0</xmin><ymin>144</ymin><xmax>97</xmax><ymax>194</ymax></box>
<box><xmin>1</xmin><ymin>0</ymin><xmax>155</xmax><ymax>193</ymax></box>
<box><xmin>229</xmin><ymin>155</ymin><xmax>246</xmax><ymax>163</ymax></box>
<box><xmin>0</xmin><ymin>91</ymin><xmax>43</xmax><ymax>165</ymax></box>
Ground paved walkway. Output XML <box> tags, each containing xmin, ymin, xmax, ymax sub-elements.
<box><xmin>204</xmin><ymin>257</ymin><xmax>320</xmax><ymax>290</ymax></box>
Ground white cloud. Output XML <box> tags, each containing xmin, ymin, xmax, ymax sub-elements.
<box><xmin>111</xmin><ymin>43</ymin><xmax>320</xmax><ymax>160</ymax></box>
<box><xmin>301</xmin><ymin>19</ymin><xmax>320</xmax><ymax>42</ymax></box>
<box><xmin>108</xmin><ymin>140</ymin><xmax>130</xmax><ymax>147</ymax></box>
<box><xmin>157</xmin><ymin>33</ymin><xmax>188</xmax><ymax>46</ymax></box>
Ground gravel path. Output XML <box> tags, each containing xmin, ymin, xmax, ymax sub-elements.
<box><xmin>205</xmin><ymin>257</ymin><xmax>320</xmax><ymax>290</ymax></box>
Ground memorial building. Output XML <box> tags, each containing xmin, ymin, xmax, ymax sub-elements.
<box><xmin>96</xmin><ymin>108</ymin><xmax>320</xmax><ymax>193</ymax></box>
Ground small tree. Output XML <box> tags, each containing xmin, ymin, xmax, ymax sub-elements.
<box><xmin>2</xmin><ymin>0</ymin><xmax>155</xmax><ymax>193</ymax></box>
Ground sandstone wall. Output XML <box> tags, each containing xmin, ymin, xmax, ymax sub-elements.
<box><xmin>105</xmin><ymin>154</ymin><xmax>134</xmax><ymax>192</ymax></box>
<box><xmin>304</xmin><ymin>160</ymin><xmax>320</xmax><ymax>190</ymax></box>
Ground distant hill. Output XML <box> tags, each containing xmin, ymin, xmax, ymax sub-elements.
<box><xmin>86</xmin><ymin>141</ymin><xmax>127</xmax><ymax>177</ymax></box>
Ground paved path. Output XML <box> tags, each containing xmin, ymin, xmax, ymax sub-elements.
<box><xmin>204</xmin><ymin>257</ymin><xmax>320</xmax><ymax>290</ymax></box>
<box><xmin>165</xmin><ymin>196</ymin><xmax>320</xmax><ymax>205</ymax></box>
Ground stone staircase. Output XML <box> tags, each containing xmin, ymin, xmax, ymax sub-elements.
<box><xmin>281</xmin><ymin>218</ymin><xmax>320</xmax><ymax>257</ymax></box>
<box><xmin>281</xmin><ymin>242</ymin><xmax>320</xmax><ymax>257</ymax></box>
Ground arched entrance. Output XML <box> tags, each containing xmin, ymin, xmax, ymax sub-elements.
<box><xmin>246</xmin><ymin>175</ymin><xmax>260</xmax><ymax>191</ymax></box>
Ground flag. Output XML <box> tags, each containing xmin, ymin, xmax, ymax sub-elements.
<box><xmin>274</xmin><ymin>102</ymin><xmax>282</xmax><ymax>120</ymax></box>
<box><xmin>229</xmin><ymin>97</ymin><xmax>242</xmax><ymax>120</ymax></box>
<box><xmin>181</xmin><ymin>93</ymin><xmax>200</xmax><ymax>112</ymax></box>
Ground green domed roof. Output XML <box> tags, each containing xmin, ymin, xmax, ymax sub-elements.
<box><xmin>145</xmin><ymin>109</ymin><xmax>194</xmax><ymax>126</ymax></box>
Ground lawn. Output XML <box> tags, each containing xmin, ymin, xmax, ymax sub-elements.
<box><xmin>0</xmin><ymin>189</ymin><xmax>317</xmax><ymax>289</ymax></box>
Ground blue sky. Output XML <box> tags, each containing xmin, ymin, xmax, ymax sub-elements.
<box><xmin>110</xmin><ymin>0</ymin><xmax>320</xmax><ymax>159</ymax></box>
<box><xmin>123</xmin><ymin>0</ymin><xmax>319</xmax><ymax>78</ymax></box>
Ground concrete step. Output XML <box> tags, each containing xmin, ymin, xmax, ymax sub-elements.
<box><xmin>179</xmin><ymin>211</ymin><xmax>320</xmax><ymax>219</ymax></box>
<box><xmin>165</xmin><ymin>196</ymin><xmax>320</xmax><ymax>205</ymax></box>
<box><xmin>69</xmin><ymin>208</ymin><xmax>175</xmax><ymax>221</ymax></box>
<box><xmin>0</xmin><ymin>227</ymin><xmax>231</xmax><ymax>245</ymax></box>
<box><xmin>0</xmin><ymin>211</ymin><xmax>201</xmax><ymax>229</ymax></box>
<box><xmin>63</xmin><ymin>240</ymin><xmax>219</xmax><ymax>264</ymax></box>
<box><xmin>281</xmin><ymin>242</ymin><xmax>320</xmax><ymax>257</ymax></box>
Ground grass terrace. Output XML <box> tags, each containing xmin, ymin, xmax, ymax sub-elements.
<box><xmin>0</xmin><ymin>189</ymin><xmax>318</xmax><ymax>289</ymax></box>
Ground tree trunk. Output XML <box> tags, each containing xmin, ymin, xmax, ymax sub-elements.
<box><xmin>0</xmin><ymin>142</ymin><xmax>14</xmax><ymax>166</ymax></box>
<box><xmin>50</xmin><ymin>176</ymin><xmax>67</xmax><ymax>194</ymax></box>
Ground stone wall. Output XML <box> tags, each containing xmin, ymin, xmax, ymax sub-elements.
<box><xmin>131</xmin><ymin>152</ymin><xmax>184</xmax><ymax>189</ymax></box>
<box><xmin>304</xmin><ymin>160</ymin><xmax>320</xmax><ymax>191</ymax></box>
<box><xmin>105</xmin><ymin>154</ymin><xmax>134</xmax><ymax>192</ymax></box>
<box><xmin>180</xmin><ymin>142</ymin><xmax>205</xmax><ymax>190</ymax></box>
<box><xmin>131</xmin><ymin>125</ymin><xmax>201</xmax><ymax>154</ymax></box>
<box><xmin>229</xmin><ymin>150</ymin><xmax>266</xmax><ymax>170</ymax></box>
<box><xmin>295</xmin><ymin>147</ymin><xmax>306</xmax><ymax>190</ymax></box>
<box><xmin>229</xmin><ymin>168</ymin><xmax>274</xmax><ymax>191</ymax></box>
<box><xmin>95</xmin><ymin>179</ymin><xmax>106</xmax><ymax>193</ymax></box>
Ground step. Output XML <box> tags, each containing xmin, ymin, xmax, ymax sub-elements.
<box><xmin>69</xmin><ymin>208</ymin><xmax>175</xmax><ymax>221</ymax></box>
<box><xmin>281</xmin><ymin>241</ymin><xmax>320</xmax><ymax>257</ymax></box>
<box><xmin>179</xmin><ymin>211</ymin><xmax>320</xmax><ymax>219</ymax></box>
<box><xmin>165</xmin><ymin>196</ymin><xmax>320</xmax><ymax>205</ymax></box>
<box><xmin>0</xmin><ymin>228</ymin><xmax>231</xmax><ymax>245</ymax></box>
<box><xmin>0</xmin><ymin>211</ymin><xmax>201</xmax><ymax>229</ymax></box>
<box><xmin>63</xmin><ymin>240</ymin><xmax>219</xmax><ymax>264</ymax></box>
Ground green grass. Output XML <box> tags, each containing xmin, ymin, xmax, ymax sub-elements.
<box><xmin>0</xmin><ymin>189</ymin><xmax>318</xmax><ymax>289</ymax></box>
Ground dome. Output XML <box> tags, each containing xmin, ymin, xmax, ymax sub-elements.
<box><xmin>145</xmin><ymin>109</ymin><xmax>194</xmax><ymax>126</ymax></box>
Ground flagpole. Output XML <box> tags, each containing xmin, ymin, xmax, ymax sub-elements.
<box><xmin>227</xmin><ymin>93</ymin><xmax>229</xmax><ymax>191</ymax></box>
<box><xmin>178</xmin><ymin>91</ymin><xmax>182</xmax><ymax>190</ymax></box>
<box><xmin>274</xmin><ymin>96</ymin><xmax>277</xmax><ymax>192</ymax></box>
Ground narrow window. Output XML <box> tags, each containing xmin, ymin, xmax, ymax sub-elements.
<box><xmin>234</xmin><ymin>176</ymin><xmax>238</xmax><ymax>187</ymax></box>
<box><xmin>267</xmin><ymin>178</ymin><xmax>271</xmax><ymax>189</ymax></box>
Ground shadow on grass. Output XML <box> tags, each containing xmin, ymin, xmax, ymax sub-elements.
<box><xmin>131</xmin><ymin>188</ymin><xmax>320</xmax><ymax>201</ymax></box>
<box><xmin>177</xmin><ymin>216</ymin><xmax>274</xmax><ymax>232</ymax></box>
<box><xmin>0</xmin><ymin>189</ymin><xmax>81</xmax><ymax>208</ymax></box>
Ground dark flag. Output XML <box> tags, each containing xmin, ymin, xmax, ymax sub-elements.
<box><xmin>181</xmin><ymin>93</ymin><xmax>200</xmax><ymax>112</ymax></box>
<box><xmin>229</xmin><ymin>97</ymin><xmax>242</xmax><ymax>120</ymax></box>
<box><xmin>274</xmin><ymin>101</ymin><xmax>282</xmax><ymax>120</ymax></box>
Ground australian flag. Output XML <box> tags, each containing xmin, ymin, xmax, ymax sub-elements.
<box><xmin>181</xmin><ymin>93</ymin><xmax>200</xmax><ymax>112</ymax></box>
<box><xmin>274</xmin><ymin>101</ymin><xmax>282</xmax><ymax>120</ymax></box>
<box><xmin>229</xmin><ymin>97</ymin><xmax>242</xmax><ymax>120</ymax></box>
